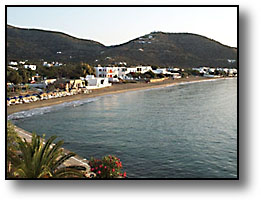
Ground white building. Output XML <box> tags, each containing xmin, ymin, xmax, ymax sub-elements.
<box><xmin>24</xmin><ymin>64</ymin><xmax>37</xmax><ymax>71</ymax></box>
<box><xmin>43</xmin><ymin>62</ymin><xmax>53</xmax><ymax>67</ymax></box>
<box><xmin>85</xmin><ymin>75</ymin><xmax>112</xmax><ymax>89</ymax></box>
<box><xmin>192</xmin><ymin>67</ymin><xmax>210</xmax><ymax>74</ymax></box>
<box><xmin>94</xmin><ymin>66</ymin><xmax>153</xmax><ymax>81</ymax></box>
<box><xmin>152</xmin><ymin>68</ymin><xmax>174</xmax><ymax>75</ymax></box>
<box><xmin>9</xmin><ymin>61</ymin><xmax>18</xmax><ymax>66</ymax></box>
<box><xmin>168</xmin><ymin>67</ymin><xmax>181</xmax><ymax>72</ymax></box>
<box><xmin>8</xmin><ymin>66</ymin><xmax>18</xmax><ymax>71</ymax></box>
<box><xmin>124</xmin><ymin>66</ymin><xmax>152</xmax><ymax>75</ymax></box>
<box><xmin>94</xmin><ymin>66</ymin><xmax>119</xmax><ymax>81</ymax></box>
<box><xmin>135</xmin><ymin>66</ymin><xmax>152</xmax><ymax>74</ymax></box>
<box><xmin>208</xmin><ymin>68</ymin><xmax>216</xmax><ymax>73</ymax></box>
<box><xmin>228</xmin><ymin>68</ymin><xmax>237</xmax><ymax>76</ymax></box>
<box><xmin>227</xmin><ymin>59</ymin><xmax>236</xmax><ymax>63</ymax></box>
<box><xmin>173</xmin><ymin>73</ymin><xmax>182</xmax><ymax>79</ymax></box>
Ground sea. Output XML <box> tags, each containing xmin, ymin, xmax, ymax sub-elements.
<box><xmin>9</xmin><ymin>78</ymin><xmax>238</xmax><ymax>178</ymax></box>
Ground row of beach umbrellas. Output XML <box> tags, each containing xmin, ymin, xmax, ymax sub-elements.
<box><xmin>7</xmin><ymin>90</ymin><xmax>75</xmax><ymax>106</ymax></box>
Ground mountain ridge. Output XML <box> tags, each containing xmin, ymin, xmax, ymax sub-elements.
<box><xmin>7</xmin><ymin>24</ymin><xmax>237</xmax><ymax>68</ymax></box>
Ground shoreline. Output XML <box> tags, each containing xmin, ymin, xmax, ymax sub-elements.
<box><xmin>7</xmin><ymin>76</ymin><xmax>236</xmax><ymax>177</ymax></box>
<box><xmin>7</xmin><ymin>76</ymin><xmax>233</xmax><ymax>116</ymax></box>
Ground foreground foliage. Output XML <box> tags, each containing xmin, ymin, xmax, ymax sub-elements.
<box><xmin>7</xmin><ymin>122</ymin><xmax>86</xmax><ymax>178</ymax></box>
<box><xmin>89</xmin><ymin>155</ymin><xmax>127</xmax><ymax>178</ymax></box>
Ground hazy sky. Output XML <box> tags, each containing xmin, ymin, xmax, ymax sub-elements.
<box><xmin>7</xmin><ymin>7</ymin><xmax>237</xmax><ymax>47</ymax></box>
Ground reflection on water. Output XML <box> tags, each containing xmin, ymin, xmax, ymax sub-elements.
<box><xmin>12</xmin><ymin>79</ymin><xmax>237</xmax><ymax>178</ymax></box>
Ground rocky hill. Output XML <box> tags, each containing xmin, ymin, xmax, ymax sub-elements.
<box><xmin>7</xmin><ymin>25</ymin><xmax>237</xmax><ymax>68</ymax></box>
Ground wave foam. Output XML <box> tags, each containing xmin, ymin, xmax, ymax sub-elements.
<box><xmin>8</xmin><ymin>97</ymin><xmax>100</xmax><ymax>120</ymax></box>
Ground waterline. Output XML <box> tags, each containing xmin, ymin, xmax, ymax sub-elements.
<box><xmin>8</xmin><ymin>78</ymin><xmax>234</xmax><ymax>121</ymax></box>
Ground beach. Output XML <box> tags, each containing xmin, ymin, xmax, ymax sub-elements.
<box><xmin>10</xmin><ymin>77</ymin><xmax>237</xmax><ymax>178</ymax></box>
<box><xmin>7</xmin><ymin>76</ymin><xmax>222</xmax><ymax>115</ymax></box>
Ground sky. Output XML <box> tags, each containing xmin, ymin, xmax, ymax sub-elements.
<box><xmin>7</xmin><ymin>6</ymin><xmax>237</xmax><ymax>47</ymax></box>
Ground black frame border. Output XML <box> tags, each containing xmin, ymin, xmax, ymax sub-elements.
<box><xmin>5</xmin><ymin>4</ymin><xmax>239</xmax><ymax>181</ymax></box>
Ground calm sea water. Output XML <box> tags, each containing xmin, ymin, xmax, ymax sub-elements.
<box><xmin>10</xmin><ymin>78</ymin><xmax>237</xmax><ymax>178</ymax></box>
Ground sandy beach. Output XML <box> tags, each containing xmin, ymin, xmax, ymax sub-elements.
<box><xmin>7</xmin><ymin>76</ymin><xmax>235</xmax><ymax>177</ymax></box>
<box><xmin>7</xmin><ymin>76</ymin><xmax>222</xmax><ymax>115</ymax></box>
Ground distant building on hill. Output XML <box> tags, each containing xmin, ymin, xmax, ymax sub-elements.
<box><xmin>9</xmin><ymin>61</ymin><xmax>18</xmax><ymax>66</ymax></box>
<box><xmin>24</xmin><ymin>64</ymin><xmax>37</xmax><ymax>71</ymax></box>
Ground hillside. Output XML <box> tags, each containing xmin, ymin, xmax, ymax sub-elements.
<box><xmin>7</xmin><ymin>25</ymin><xmax>105</xmax><ymax>63</ymax></box>
<box><xmin>7</xmin><ymin>25</ymin><xmax>237</xmax><ymax>68</ymax></box>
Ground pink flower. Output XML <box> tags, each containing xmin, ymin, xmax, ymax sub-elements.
<box><xmin>123</xmin><ymin>172</ymin><xmax>126</xmax><ymax>177</ymax></box>
<box><xmin>112</xmin><ymin>168</ymin><xmax>115</xmax><ymax>172</ymax></box>
<box><xmin>98</xmin><ymin>171</ymin><xmax>101</xmax><ymax>174</ymax></box>
<box><xmin>104</xmin><ymin>166</ymin><xmax>107</xmax><ymax>169</ymax></box>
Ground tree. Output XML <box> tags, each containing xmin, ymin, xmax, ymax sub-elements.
<box><xmin>18</xmin><ymin>68</ymin><xmax>32</xmax><ymax>83</ymax></box>
<box><xmin>7</xmin><ymin>122</ymin><xmax>20</xmax><ymax>177</ymax></box>
<box><xmin>7</xmin><ymin>70</ymin><xmax>22</xmax><ymax>84</ymax></box>
<box><xmin>80</xmin><ymin>63</ymin><xmax>95</xmax><ymax>76</ymax></box>
<box><xmin>145</xmin><ymin>70</ymin><xmax>157</xmax><ymax>79</ymax></box>
<box><xmin>7</xmin><ymin>123</ymin><xmax>86</xmax><ymax>178</ymax></box>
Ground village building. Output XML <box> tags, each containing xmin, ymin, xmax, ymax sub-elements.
<box><xmin>85</xmin><ymin>75</ymin><xmax>112</xmax><ymax>89</ymax></box>
<box><xmin>24</xmin><ymin>64</ymin><xmax>37</xmax><ymax>71</ymax></box>
<box><xmin>94</xmin><ymin>65</ymin><xmax>153</xmax><ymax>81</ymax></box>
<box><xmin>8</xmin><ymin>66</ymin><xmax>18</xmax><ymax>71</ymax></box>
<box><xmin>9</xmin><ymin>61</ymin><xmax>18</xmax><ymax>66</ymax></box>
<box><xmin>44</xmin><ymin>78</ymin><xmax>57</xmax><ymax>86</ymax></box>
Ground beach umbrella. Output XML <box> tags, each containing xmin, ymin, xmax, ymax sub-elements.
<box><xmin>13</xmin><ymin>96</ymin><xmax>18</xmax><ymax>99</ymax></box>
<box><xmin>39</xmin><ymin>92</ymin><xmax>43</xmax><ymax>95</ymax></box>
<box><xmin>19</xmin><ymin>95</ymin><xmax>23</xmax><ymax>99</ymax></box>
<box><xmin>7</xmin><ymin>98</ymin><xmax>10</xmax><ymax>101</ymax></box>
<box><xmin>25</xmin><ymin>94</ymin><xmax>30</xmax><ymax>97</ymax></box>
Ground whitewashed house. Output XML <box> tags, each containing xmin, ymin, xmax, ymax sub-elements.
<box><xmin>192</xmin><ymin>67</ymin><xmax>210</xmax><ymax>74</ymax></box>
<box><xmin>124</xmin><ymin>66</ymin><xmax>152</xmax><ymax>75</ymax></box>
<box><xmin>94</xmin><ymin>66</ymin><xmax>119</xmax><ymax>81</ymax></box>
<box><xmin>208</xmin><ymin>68</ymin><xmax>216</xmax><ymax>73</ymax></box>
<box><xmin>152</xmin><ymin>68</ymin><xmax>174</xmax><ymax>75</ymax></box>
<box><xmin>95</xmin><ymin>66</ymin><xmax>153</xmax><ymax>81</ymax></box>
<box><xmin>135</xmin><ymin>66</ymin><xmax>152</xmax><ymax>74</ymax></box>
<box><xmin>43</xmin><ymin>62</ymin><xmax>53</xmax><ymax>67</ymax></box>
<box><xmin>85</xmin><ymin>75</ymin><xmax>112</xmax><ymax>89</ymax></box>
<box><xmin>125</xmin><ymin>67</ymin><xmax>137</xmax><ymax>74</ymax></box>
<box><xmin>9</xmin><ymin>61</ymin><xmax>18</xmax><ymax>66</ymax></box>
<box><xmin>24</xmin><ymin>64</ymin><xmax>37</xmax><ymax>71</ymax></box>
<box><xmin>227</xmin><ymin>59</ymin><xmax>236</xmax><ymax>63</ymax></box>
<box><xmin>173</xmin><ymin>73</ymin><xmax>182</xmax><ymax>79</ymax></box>
<box><xmin>228</xmin><ymin>68</ymin><xmax>237</xmax><ymax>76</ymax></box>
<box><xmin>8</xmin><ymin>66</ymin><xmax>18</xmax><ymax>71</ymax></box>
<box><xmin>44</xmin><ymin>78</ymin><xmax>57</xmax><ymax>85</ymax></box>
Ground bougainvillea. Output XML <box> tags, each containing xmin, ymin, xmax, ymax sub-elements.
<box><xmin>89</xmin><ymin>155</ymin><xmax>126</xmax><ymax>178</ymax></box>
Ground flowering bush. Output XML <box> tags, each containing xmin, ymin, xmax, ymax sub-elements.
<box><xmin>89</xmin><ymin>155</ymin><xmax>126</xmax><ymax>178</ymax></box>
